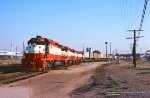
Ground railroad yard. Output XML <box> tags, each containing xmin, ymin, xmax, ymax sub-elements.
<box><xmin>0</xmin><ymin>62</ymin><xmax>107</xmax><ymax>98</ymax></box>
<box><xmin>0</xmin><ymin>60</ymin><xmax>149</xmax><ymax>98</ymax></box>
<box><xmin>0</xmin><ymin>0</ymin><xmax>150</xmax><ymax>98</ymax></box>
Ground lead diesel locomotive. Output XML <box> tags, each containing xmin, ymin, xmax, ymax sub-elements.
<box><xmin>22</xmin><ymin>36</ymin><xmax>83</xmax><ymax>71</ymax></box>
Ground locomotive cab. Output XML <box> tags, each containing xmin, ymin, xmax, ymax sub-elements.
<box><xmin>26</xmin><ymin>44</ymin><xmax>46</xmax><ymax>53</ymax></box>
<box><xmin>22</xmin><ymin>36</ymin><xmax>48</xmax><ymax>71</ymax></box>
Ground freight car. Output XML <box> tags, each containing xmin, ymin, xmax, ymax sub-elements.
<box><xmin>21</xmin><ymin>35</ymin><xmax>83</xmax><ymax>71</ymax></box>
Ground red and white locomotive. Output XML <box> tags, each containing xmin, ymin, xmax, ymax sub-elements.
<box><xmin>22</xmin><ymin>35</ymin><xmax>83</xmax><ymax>71</ymax></box>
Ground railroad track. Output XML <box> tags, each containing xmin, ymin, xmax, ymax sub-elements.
<box><xmin>0</xmin><ymin>65</ymin><xmax>69</xmax><ymax>86</ymax></box>
<box><xmin>0</xmin><ymin>70</ymin><xmax>48</xmax><ymax>86</ymax></box>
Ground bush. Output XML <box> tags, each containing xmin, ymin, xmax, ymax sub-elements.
<box><xmin>91</xmin><ymin>65</ymin><xmax>108</xmax><ymax>85</ymax></box>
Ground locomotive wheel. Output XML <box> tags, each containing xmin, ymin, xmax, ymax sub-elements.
<box><xmin>45</xmin><ymin>62</ymin><xmax>49</xmax><ymax>69</ymax></box>
<box><xmin>67</xmin><ymin>60</ymin><xmax>73</xmax><ymax>66</ymax></box>
<box><xmin>36</xmin><ymin>68</ymin><xmax>43</xmax><ymax>72</ymax></box>
<box><xmin>61</xmin><ymin>61</ymin><xmax>65</xmax><ymax>67</ymax></box>
<box><xmin>46</xmin><ymin>61</ymin><xmax>52</xmax><ymax>69</ymax></box>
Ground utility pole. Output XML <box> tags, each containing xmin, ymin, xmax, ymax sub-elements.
<box><xmin>23</xmin><ymin>41</ymin><xmax>25</xmax><ymax>53</ymax></box>
<box><xmin>110</xmin><ymin>42</ymin><xmax>111</xmax><ymax>55</ymax></box>
<box><xmin>115</xmin><ymin>49</ymin><xmax>117</xmax><ymax>55</ymax></box>
<box><xmin>16</xmin><ymin>46</ymin><xmax>18</xmax><ymax>60</ymax></box>
<box><xmin>133</xmin><ymin>30</ymin><xmax>136</xmax><ymax>67</ymax></box>
<box><xmin>10</xmin><ymin>44</ymin><xmax>13</xmax><ymax>52</ymax></box>
<box><xmin>82</xmin><ymin>43</ymin><xmax>84</xmax><ymax>59</ymax></box>
<box><xmin>126</xmin><ymin>30</ymin><xmax>143</xmax><ymax>67</ymax></box>
<box><xmin>105</xmin><ymin>42</ymin><xmax>108</xmax><ymax>59</ymax></box>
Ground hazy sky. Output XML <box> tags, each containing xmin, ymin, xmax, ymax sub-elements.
<box><xmin>0</xmin><ymin>0</ymin><xmax>149</xmax><ymax>54</ymax></box>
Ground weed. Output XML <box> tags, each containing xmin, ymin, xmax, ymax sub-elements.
<box><xmin>120</xmin><ymin>64</ymin><xmax>134</xmax><ymax>69</ymax></box>
<box><xmin>0</xmin><ymin>60</ymin><xmax>21</xmax><ymax>65</ymax></box>
<box><xmin>74</xmin><ymin>84</ymin><xmax>92</xmax><ymax>93</ymax></box>
<box><xmin>72</xmin><ymin>65</ymin><xmax>108</xmax><ymax>94</ymax></box>
<box><xmin>137</xmin><ymin>68</ymin><xmax>150</xmax><ymax>70</ymax></box>
<box><xmin>137</xmin><ymin>72</ymin><xmax>150</xmax><ymax>74</ymax></box>
<box><xmin>106</xmin><ymin>80</ymin><xmax>121</xmax><ymax>89</ymax></box>
<box><xmin>91</xmin><ymin>65</ymin><xmax>107</xmax><ymax>85</ymax></box>
<box><xmin>145</xmin><ymin>80</ymin><xmax>150</xmax><ymax>85</ymax></box>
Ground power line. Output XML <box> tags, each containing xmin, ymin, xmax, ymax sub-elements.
<box><xmin>131</xmin><ymin>0</ymin><xmax>141</xmax><ymax>29</ymax></box>
<box><xmin>120</xmin><ymin>0</ymin><xmax>128</xmax><ymax>30</ymax></box>
<box><xmin>129</xmin><ymin>0</ymin><xmax>132</xmax><ymax>29</ymax></box>
<box><xmin>138</xmin><ymin>0</ymin><xmax>149</xmax><ymax>35</ymax></box>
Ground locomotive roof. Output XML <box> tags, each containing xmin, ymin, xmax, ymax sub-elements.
<box><xmin>28</xmin><ymin>35</ymin><xmax>82</xmax><ymax>53</ymax></box>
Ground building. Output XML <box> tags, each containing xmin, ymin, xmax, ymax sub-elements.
<box><xmin>0</xmin><ymin>51</ymin><xmax>23</xmax><ymax>60</ymax></box>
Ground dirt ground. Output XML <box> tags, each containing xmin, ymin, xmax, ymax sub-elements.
<box><xmin>71</xmin><ymin>61</ymin><xmax>150</xmax><ymax>98</ymax></box>
<box><xmin>0</xmin><ymin>62</ymin><xmax>106</xmax><ymax>98</ymax></box>
<box><xmin>1</xmin><ymin>61</ymin><xmax>149</xmax><ymax>98</ymax></box>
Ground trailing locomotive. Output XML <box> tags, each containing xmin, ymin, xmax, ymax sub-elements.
<box><xmin>21</xmin><ymin>35</ymin><xmax>83</xmax><ymax>71</ymax></box>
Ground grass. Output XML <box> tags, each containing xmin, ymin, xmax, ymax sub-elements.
<box><xmin>0</xmin><ymin>60</ymin><xmax>21</xmax><ymax>66</ymax></box>
<box><xmin>104</xmin><ymin>80</ymin><xmax>122</xmax><ymax>98</ymax></box>
<box><xmin>120</xmin><ymin>64</ymin><xmax>135</xmax><ymax>69</ymax></box>
<box><xmin>73</xmin><ymin>84</ymin><xmax>92</xmax><ymax>93</ymax></box>
<box><xmin>137</xmin><ymin>68</ymin><xmax>150</xmax><ymax>70</ymax></box>
<box><xmin>106</xmin><ymin>80</ymin><xmax>121</xmax><ymax>89</ymax></box>
<box><xmin>137</xmin><ymin>72</ymin><xmax>150</xmax><ymax>74</ymax></box>
<box><xmin>91</xmin><ymin>65</ymin><xmax>108</xmax><ymax>86</ymax></box>
<box><xmin>137</xmin><ymin>68</ymin><xmax>150</xmax><ymax>74</ymax></box>
<box><xmin>72</xmin><ymin>65</ymin><xmax>108</xmax><ymax>94</ymax></box>
<box><xmin>71</xmin><ymin>63</ymin><xmax>124</xmax><ymax>98</ymax></box>
<box><xmin>136</xmin><ymin>59</ymin><xmax>145</xmax><ymax>64</ymax></box>
<box><xmin>145</xmin><ymin>80</ymin><xmax>150</xmax><ymax>85</ymax></box>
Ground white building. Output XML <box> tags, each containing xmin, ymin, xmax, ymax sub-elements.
<box><xmin>0</xmin><ymin>51</ymin><xmax>23</xmax><ymax>60</ymax></box>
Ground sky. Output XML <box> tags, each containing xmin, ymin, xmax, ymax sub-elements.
<box><xmin>0</xmin><ymin>0</ymin><xmax>149</xmax><ymax>54</ymax></box>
